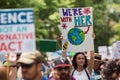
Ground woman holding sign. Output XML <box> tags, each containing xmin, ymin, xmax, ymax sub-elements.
<box><xmin>71</xmin><ymin>51</ymin><xmax>94</xmax><ymax>80</ymax></box>
<box><xmin>59</xmin><ymin>32</ymin><xmax>95</xmax><ymax>80</ymax></box>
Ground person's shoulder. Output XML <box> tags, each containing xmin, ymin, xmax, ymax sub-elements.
<box><xmin>42</xmin><ymin>76</ymin><xmax>48</xmax><ymax>80</ymax></box>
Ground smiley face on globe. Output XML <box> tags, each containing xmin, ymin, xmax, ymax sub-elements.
<box><xmin>67</xmin><ymin>28</ymin><xmax>85</xmax><ymax>45</ymax></box>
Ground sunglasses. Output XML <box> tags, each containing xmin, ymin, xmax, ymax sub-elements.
<box><xmin>56</xmin><ymin>66</ymin><xmax>70</xmax><ymax>71</ymax></box>
<box><xmin>19</xmin><ymin>62</ymin><xmax>38</xmax><ymax>68</ymax></box>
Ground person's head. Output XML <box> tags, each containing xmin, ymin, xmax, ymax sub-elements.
<box><xmin>94</xmin><ymin>53</ymin><xmax>102</xmax><ymax>71</ymax></box>
<box><xmin>72</xmin><ymin>52</ymin><xmax>87</xmax><ymax>69</ymax></box>
<box><xmin>94</xmin><ymin>59</ymin><xmax>101</xmax><ymax>71</ymax></box>
<box><xmin>62</xmin><ymin>51</ymin><xmax>67</xmax><ymax>58</ymax></box>
<box><xmin>0</xmin><ymin>62</ymin><xmax>7</xmax><ymax>80</ymax></box>
<box><xmin>102</xmin><ymin>60</ymin><xmax>119</xmax><ymax>80</ymax></box>
<box><xmin>53</xmin><ymin>58</ymin><xmax>71</xmax><ymax>80</ymax></box>
<box><xmin>96</xmin><ymin>61</ymin><xmax>106</xmax><ymax>75</ymax></box>
<box><xmin>17</xmin><ymin>50</ymin><xmax>42</xmax><ymax>80</ymax></box>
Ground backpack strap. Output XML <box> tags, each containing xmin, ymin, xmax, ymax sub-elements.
<box><xmin>85</xmin><ymin>69</ymin><xmax>90</xmax><ymax>80</ymax></box>
<box><xmin>71</xmin><ymin>69</ymin><xmax>75</xmax><ymax>76</ymax></box>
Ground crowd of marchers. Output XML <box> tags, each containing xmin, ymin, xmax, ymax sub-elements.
<box><xmin>0</xmin><ymin>50</ymin><xmax>120</xmax><ymax>80</ymax></box>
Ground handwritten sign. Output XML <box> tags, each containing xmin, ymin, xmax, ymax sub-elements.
<box><xmin>0</xmin><ymin>8</ymin><xmax>36</xmax><ymax>53</ymax></box>
<box><xmin>59</xmin><ymin>7</ymin><xmax>94</xmax><ymax>52</ymax></box>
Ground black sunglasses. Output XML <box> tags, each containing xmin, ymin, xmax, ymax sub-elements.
<box><xmin>19</xmin><ymin>62</ymin><xmax>38</xmax><ymax>68</ymax></box>
<box><xmin>56</xmin><ymin>66</ymin><xmax>70</xmax><ymax>71</ymax></box>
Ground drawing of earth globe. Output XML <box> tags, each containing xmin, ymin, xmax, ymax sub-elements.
<box><xmin>67</xmin><ymin>28</ymin><xmax>85</xmax><ymax>45</ymax></box>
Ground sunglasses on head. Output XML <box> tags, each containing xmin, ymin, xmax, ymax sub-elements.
<box><xmin>19</xmin><ymin>62</ymin><xmax>38</xmax><ymax>68</ymax></box>
<box><xmin>56</xmin><ymin>66</ymin><xmax>70</xmax><ymax>71</ymax></box>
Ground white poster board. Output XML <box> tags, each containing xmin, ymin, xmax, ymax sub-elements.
<box><xmin>98</xmin><ymin>46</ymin><xmax>108</xmax><ymax>60</ymax></box>
<box><xmin>59</xmin><ymin>7</ymin><xmax>94</xmax><ymax>52</ymax></box>
<box><xmin>0</xmin><ymin>8</ymin><xmax>36</xmax><ymax>53</ymax></box>
<box><xmin>113</xmin><ymin>41</ymin><xmax>120</xmax><ymax>59</ymax></box>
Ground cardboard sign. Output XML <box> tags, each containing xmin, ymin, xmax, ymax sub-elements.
<box><xmin>59</xmin><ymin>7</ymin><xmax>94</xmax><ymax>52</ymax></box>
<box><xmin>113</xmin><ymin>41</ymin><xmax>120</xmax><ymax>59</ymax></box>
<box><xmin>98</xmin><ymin>46</ymin><xmax>108</xmax><ymax>60</ymax></box>
<box><xmin>0</xmin><ymin>8</ymin><xmax>36</xmax><ymax>53</ymax></box>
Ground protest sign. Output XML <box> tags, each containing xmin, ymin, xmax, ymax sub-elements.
<box><xmin>0</xmin><ymin>8</ymin><xmax>36</xmax><ymax>53</ymax></box>
<box><xmin>59</xmin><ymin>7</ymin><xmax>94</xmax><ymax>52</ymax></box>
<box><xmin>113</xmin><ymin>41</ymin><xmax>120</xmax><ymax>59</ymax></box>
<box><xmin>98</xmin><ymin>46</ymin><xmax>108</xmax><ymax>60</ymax></box>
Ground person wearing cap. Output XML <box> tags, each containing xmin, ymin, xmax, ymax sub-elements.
<box><xmin>48</xmin><ymin>57</ymin><xmax>75</xmax><ymax>80</ymax></box>
<box><xmin>17</xmin><ymin>50</ymin><xmax>48</xmax><ymax>80</ymax></box>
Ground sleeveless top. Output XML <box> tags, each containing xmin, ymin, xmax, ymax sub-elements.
<box><xmin>71</xmin><ymin>68</ymin><xmax>91</xmax><ymax>80</ymax></box>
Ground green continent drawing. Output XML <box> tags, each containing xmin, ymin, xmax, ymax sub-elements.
<box><xmin>71</xmin><ymin>35</ymin><xmax>77</xmax><ymax>42</ymax></box>
<box><xmin>67</xmin><ymin>28</ymin><xmax>85</xmax><ymax>45</ymax></box>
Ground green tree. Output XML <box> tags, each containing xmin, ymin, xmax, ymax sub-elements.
<box><xmin>92</xmin><ymin>0</ymin><xmax>114</xmax><ymax>52</ymax></box>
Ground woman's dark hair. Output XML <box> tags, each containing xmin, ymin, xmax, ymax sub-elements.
<box><xmin>72</xmin><ymin>52</ymin><xmax>88</xmax><ymax>69</ymax></box>
<box><xmin>96</xmin><ymin>61</ymin><xmax>106</xmax><ymax>74</ymax></box>
<box><xmin>102</xmin><ymin>60</ymin><xmax>119</xmax><ymax>79</ymax></box>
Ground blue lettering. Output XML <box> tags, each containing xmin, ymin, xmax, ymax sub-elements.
<box><xmin>62</xmin><ymin>8</ymin><xmax>72</xmax><ymax>16</ymax></box>
<box><xmin>72</xmin><ymin>8</ymin><xmax>82</xmax><ymax>16</ymax></box>
<box><xmin>74</xmin><ymin>16</ymin><xmax>81</xmax><ymax>26</ymax></box>
<box><xmin>16</xmin><ymin>26</ymin><xmax>27</xmax><ymax>32</ymax></box>
<box><xmin>74</xmin><ymin>15</ymin><xmax>92</xmax><ymax>27</ymax></box>
<box><xmin>0</xmin><ymin>9</ymin><xmax>34</xmax><ymax>25</ymax></box>
<box><xmin>78</xmin><ymin>8</ymin><xmax>82</xmax><ymax>15</ymax></box>
<box><xmin>8</xmin><ymin>13</ymin><xmax>17</xmax><ymax>23</ymax></box>
<box><xmin>86</xmin><ymin>16</ymin><xmax>92</xmax><ymax>26</ymax></box>
<box><xmin>81</xmin><ymin>16</ymin><xmax>85</xmax><ymax>26</ymax></box>
<box><xmin>68</xmin><ymin>9</ymin><xmax>72</xmax><ymax>16</ymax></box>
<box><xmin>72</xmin><ymin>9</ymin><xmax>78</xmax><ymax>16</ymax></box>
<box><xmin>0</xmin><ymin>26</ymin><xmax>13</xmax><ymax>33</ymax></box>
<box><xmin>1</xmin><ymin>13</ymin><xmax>7</xmax><ymax>24</ymax></box>
<box><xmin>62</xmin><ymin>8</ymin><xmax>68</xmax><ymax>16</ymax></box>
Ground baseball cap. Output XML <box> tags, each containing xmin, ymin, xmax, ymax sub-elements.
<box><xmin>53</xmin><ymin>57</ymin><xmax>71</xmax><ymax>68</ymax></box>
<box><xmin>17</xmin><ymin>50</ymin><xmax>42</xmax><ymax>64</ymax></box>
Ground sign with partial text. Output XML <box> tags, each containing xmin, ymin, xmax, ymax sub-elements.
<box><xmin>59</xmin><ymin>7</ymin><xmax>94</xmax><ymax>52</ymax></box>
<box><xmin>0</xmin><ymin>8</ymin><xmax>36</xmax><ymax>53</ymax></box>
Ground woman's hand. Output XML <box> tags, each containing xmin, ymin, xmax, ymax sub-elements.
<box><xmin>90</xmin><ymin>51</ymin><xmax>95</xmax><ymax>58</ymax></box>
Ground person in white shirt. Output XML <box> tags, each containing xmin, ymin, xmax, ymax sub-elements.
<box><xmin>71</xmin><ymin>51</ymin><xmax>94</xmax><ymax>80</ymax></box>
